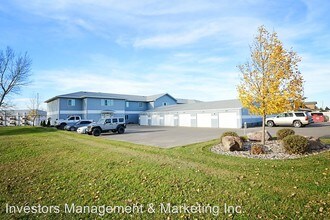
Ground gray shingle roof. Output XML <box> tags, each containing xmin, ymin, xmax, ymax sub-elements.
<box><xmin>45</xmin><ymin>91</ymin><xmax>176</xmax><ymax>103</ymax></box>
<box><xmin>145</xmin><ymin>99</ymin><xmax>242</xmax><ymax>112</ymax></box>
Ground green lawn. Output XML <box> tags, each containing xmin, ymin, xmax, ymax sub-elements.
<box><xmin>0</xmin><ymin>127</ymin><xmax>329</xmax><ymax>219</ymax></box>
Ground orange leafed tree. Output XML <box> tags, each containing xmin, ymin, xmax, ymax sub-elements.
<box><xmin>237</xmin><ymin>26</ymin><xmax>304</xmax><ymax>144</ymax></box>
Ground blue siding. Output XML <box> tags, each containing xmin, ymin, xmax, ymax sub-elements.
<box><xmin>59</xmin><ymin>98</ymin><xmax>82</xmax><ymax>111</ymax></box>
<box><xmin>87</xmin><ymin>98</ymin><xmax>125</xmax><ymax>111</ymax></box>
<box><xmin>125</xmin><ymin>101</ymin><xmax>148</xmax><ymax>111</ymax></box>
<box><xmin>154</xmin><ymin>95</ymin><xmax>177</xmax><ymax>108</ymax></box>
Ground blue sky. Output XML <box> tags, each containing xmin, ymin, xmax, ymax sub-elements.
<box><xmin>1</xmin><ymin>0</ymin><xmax>329</xmax><ymax>110</ymax></box>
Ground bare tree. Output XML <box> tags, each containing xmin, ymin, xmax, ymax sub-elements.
<box><xmin>0</xmin><ymin>46</ymin><xmax>32</xmax><ymax>107</ymax></box>
<box><xmin>27</xmin><ymin>93</ymin><xmax>41</xmax><ymax>126</ymax></box>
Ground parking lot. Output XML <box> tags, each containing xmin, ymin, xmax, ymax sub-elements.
<box><xmin>101</xmin><ymin>122</ymin><xmax>330</xmax><ymax>148</ymax></box>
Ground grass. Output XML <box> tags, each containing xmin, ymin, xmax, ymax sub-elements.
<box><xmin>0</xmin><ymin>127</ymin><xmax>329</xmax><ymax>219</ymax></box>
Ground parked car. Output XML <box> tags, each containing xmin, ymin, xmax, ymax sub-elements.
<box><xmin>266</xmin><ymin>111</ymin><xmax>313</xmax><ymax>128</ymax></box>
<box><xmin>87</xmin><ymin>117</ymin><xmax>126</xmax><ymax>136</ymax></box>
<box><xmin>55</xmin><ymin>115</ymin><xmax>82</xmax><ymax>129</ymax></box>
<box><xmin>311</xmin><ymin>112</ymin><xmax>325</xmax><ymax>123</ymax></box>
<box><xmin>65</xmin><ymin>120</ymin><xmax>93</xmax><ymax>131</ymax></box>
<box><xmin>77</xmin><ymin>126</ymin><xmax>88</xmax><ymax>134</ymax></box>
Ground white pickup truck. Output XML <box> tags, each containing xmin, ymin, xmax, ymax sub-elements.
<box><xmin>55</xmin><ymin>115</ymin><xmax>82</xmax><ymax>129</ymax></box>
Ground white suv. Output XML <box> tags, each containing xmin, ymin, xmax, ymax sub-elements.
<box><xmin>87</xmin><ymin>117</ymin><xmax>126</xmax><ymax>136</ymax></box>
<box><xmin>266</xmin><ymin>112</ymin><xmax>313</xmax><ymax>128</ymax></box>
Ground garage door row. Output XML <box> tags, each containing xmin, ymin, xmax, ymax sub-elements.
<box><xmin>139</xmin><ymin>112</ymin><xmax>240</xmax><ymax>128</ymax></box>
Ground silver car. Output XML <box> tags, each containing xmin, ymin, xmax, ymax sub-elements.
<box><xmin>266</xmin><ymin>112</ymin><xmax>313</xmax><ymax>128</ymax></box>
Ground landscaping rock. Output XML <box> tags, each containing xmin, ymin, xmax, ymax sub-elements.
<box><xmin>222</xmin><ymin>136</ymin><xmax>243</xmax><ymax>151</ymax></box>
<box><xmin>247</xmin><ymin>130</ymin><xmax>272</xmax><ymax>141</ymax></box>
<box><xmin>305</xmin><ymin>136</ymin><xmax>326</xmax><ymax>151</ymax></box>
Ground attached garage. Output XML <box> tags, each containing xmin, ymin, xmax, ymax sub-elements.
<box><xmin>179</xmin><ymin>114</ymin><xmax>191</xmax><ymax>127</ymax></box>
<box><xmin>139</xmin><ymin>115</ymin><xmax>149</xmax><ymax>125</ymax></box>
<box><xmin>140</xmin><ymin>99</ymin><xmax>262</xmax><ymax>129</ymax></box>
<box><xmin>197</xmin><ymin>113</ymin><xmax>212</xmax><ymax>128</ymax></box>
<box><xmin>219</xmin><ymin>112</ymin><xmax>238</xmax><ymax>128</ymax></box>
<box><xmin>164</xmin><ymin>114</ymin><xmax>175</xmax><ymax>126</ymax></box>
<box><xmin>151</xmin><ymin>115</ymin><xmax>160</xmax><ymax>126</ymax></box>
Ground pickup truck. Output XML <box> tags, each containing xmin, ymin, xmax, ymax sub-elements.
<box><xmin>55</xmin><ymin>115</ymin><xmax>82</xmax><ymax>129</ymax></box>
<box><xmin>87</xmin><ymin>117</ymin><xmax>126</xmax><ymax>136</ymax></box>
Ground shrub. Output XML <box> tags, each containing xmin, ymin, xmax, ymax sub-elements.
<box><xmin>282</xmin><ymin>135</ymin><xmax>309</xmax><ymax>154</ymax></box>
<box><xmin>240</xmin><ymin>136</ymin><xmax>248</xmax><ymax>142</ymax></box>
<box><xmin>276</xmin><ymin>128</ymin><xmax>295</xmax><ymax>140</ymax></box>
<box><xmin>46</xmin><ymin>119</ymin><xmax>51</xmax><ymax>127</ymax></box>
<box><xmin>250</xmin><ymin>144</ymin><xmax>265</xmax><ymax>155</ymax></box>
<box><xmin>220</xmin><ymin>131</ymin><xmax>239</xmax><ymax>143</ymax></box>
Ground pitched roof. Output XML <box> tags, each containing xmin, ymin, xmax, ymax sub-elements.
<box><xmin>145</xmin><ymin>99</ymin><xmax>242</xmax><ymax>112</ymax></box>
<box><xmin>45</xmin><ymin>91</ymin><xmax>176</xmax><ymax>103</ymax></box>
<box><xmin>176</xmin><ymin>98</ymin><xmax>202</xmax><ymax>104</ymax></box>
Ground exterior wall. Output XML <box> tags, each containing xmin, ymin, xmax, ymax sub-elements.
<box><xmin>147</xmin><ymin>102</ymin><xmax>155</xmax><ymax>110</ymax></box>
<box><xmin>86</xmin><ymin>98</ymin><xmax>125</xmax><ymax>111</ymax></box>
<box><xmin>141</xmin><ymin>108</ymin><xmax>244</xmax><ymax>128</ymax></box>
<box><xmin>154</xmin><ymin>95</ymin><xmax>177</xmax><ymax>108</ymax></box>
<box><xmin>59</xmin><ymin>98</ymin><xmax>83</xmax><ymax>111</ymax></box>
<box><xmin>47</xmin><ymin>99</ymin><xmax>60</xmax><ymax>124</ymax></box>
<box><xmin>125</xmin><ymin>101</ymin><xmax>148</xmax><ymax>112</ymax></box>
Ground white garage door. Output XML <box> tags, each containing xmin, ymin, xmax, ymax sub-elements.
<box><xmin>179</xmin><ymin>114</ymin><xmax>191</xmax><ymax>127</ymax></box>
<box><xmin>164</xmin><ymin>114</ymin><xmax>174</xmax><ymax>126</ymax></box>
<box><xmin>197</xmin><ymin>113</ymin><xmax>212</xmax><ymax>128</ymax></box>
<box><xmin>219</xmin><ymin>112</ymin><xmax>238</xmax><ymax>128</ymax></box>
<box><xmin>139</xmin><ymin>115</ymin><xmax>148</xmax><ymax>125</ymax></box>
<box><xmin>151</xmin><ymin>115</ymin><xmax>160</xmax><ymax>126</ymax></box>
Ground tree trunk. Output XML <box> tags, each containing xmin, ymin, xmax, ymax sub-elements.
<box><xmin>262</xmin><ymin>114</ymin><xmax>266</xmax><ymax>145</ymax></box>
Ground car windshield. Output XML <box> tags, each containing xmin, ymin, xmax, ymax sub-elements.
<box><xmin>97</xmin><ymin>119</ymin><xmax>106</xmax><ymax>124</ymax></box>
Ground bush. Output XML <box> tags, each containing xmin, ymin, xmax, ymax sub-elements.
<box><xmin>240</xmin><ymin>136</ymin><xmax>248</xmax><ymax>142</ymax></box>
<box><xmin>276</xmin><ymin>128</ymin><xmax>295</xmax><ymax>140</ymax></box>
<box><xmin>282</xmin><ymin>135</ymin><xmax>309</xmax><ymax>154</ymax></box>
<box><xmin>250</xmin><ymin>144</ymin><xmax>265</xmax><ymax>155</ymax></box>
<box><xmin>220</xmin><ymin>131</ymin><xmax>239</xmax><ymax>143</ymax></box>
<box><xmin>46</xmin><ymin>119</ymin><xmax>51</xmax><ymax>127</ymax></box>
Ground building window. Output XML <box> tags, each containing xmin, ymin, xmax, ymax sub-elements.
<box><xmin>138</xmin><ymin>102</ymin><xmax>143</xmax><ymax>108</ymax></box>
<box><xmin>101</xmin><ymin>99</ymin><xmax>114</xmax><ymax>106</ymax></box>
<box><xmin>125</xmin><ymin>115</ymin><xmax>128</xmax><ymax>120</ymax></box>
<box><xmin>68</xmin><ymin>99</ymin><xmax>76</xmax><ymax>106</ymax></box>
<box><xmin>126</xmin><ymin>102</ymin><xmax>129</xmax><ymax>108</ymax></box>
<box><xmin>163</xmin><ymin>102</ymin><xmax>168</xmax><ymax>106</ymax></box>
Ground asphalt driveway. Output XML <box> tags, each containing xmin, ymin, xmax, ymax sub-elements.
<box><xmin>101</xmin><ymin>122</ymin><xmax>330</xmax><ymax>148</ymax></box>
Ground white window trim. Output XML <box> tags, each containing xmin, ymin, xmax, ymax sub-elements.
<box><xmin>163</xmin><ymin>102</ymin><xmax>168</xmax><ymax>106</ymax></box>
<box><xmin>101</xmin><ymin>99</ymin><xmax>114</xmax><ymax>106</ymax></box>
<box><xmin>68</xmin><ymin>99</ymin><xmax>76</xmax><ymax>106</ymax></box>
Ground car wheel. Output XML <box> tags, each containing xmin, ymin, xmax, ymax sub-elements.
<box><xmin>70</xmin><ymin>127</ymin><xmax>75</xmax><ymax>131</ymax></box>
<box><xmin>59</xmin><ymin>123</ymin><xmax>66</xmax><ymax>130</ymax></box>
<box><xmin>267</xmin><ymin>120</ymin><xmax>274</xmax><ymax>127</ymax></box>
<box><xmin>92</xmin><ymin>128</ymin><xmax>101</xmax><ymax>136</ymax></box>
<box><xmin>117</xmin><ymin>126</ymin><xmax>125</xmax><ymax>134</ymax></box>
<box><xmin>293</xmin><ymin>120</ymin><xmax>302</xmax><ymax>128</ymax></box>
